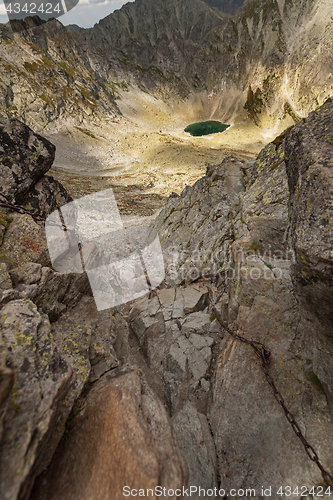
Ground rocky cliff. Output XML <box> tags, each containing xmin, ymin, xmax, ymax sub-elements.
<box><xmin>0</xmin><ymin>0</ymin><xmax>332</xmax><ymax>133</ymax></box>
<box><xmin>0</xmin><ymin>100</ymin><xmax>332</xmax><ymax>498</ymax></box>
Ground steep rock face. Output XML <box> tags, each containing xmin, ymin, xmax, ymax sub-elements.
<box><xmin>0</xmin><ymin>19</ymin><xmax>120</xmax><ymax>130</ymax></box>
<box><xmin>0</xmin><ymin>120</ymin><xmax>189</xmax><ymax>500</ymax></box>
<box><xmin>150</xmin><ymin>130</ymin><xmax>291</xmax><ymax>285</ymax></box>
<box><xmin>203</xmin><ymin>0</ymin><xmax>246</xmax><ymax>14</ymax></box>
<box><xmin>0</xmin><ymin>299</ymin><xmax>74</xmax><ymax>500</ymax></box>
<box><xmin>150</xmin><ymin>156</ymin><xmax>246</xmax><ymax>284</ymax></box>
<box><xmin>0</xmin><ymin>119</ymin><xmax>55</xmax><ymax>203</ymax></box>
<box><xmin>284</xmin><ymin>97</ymin><xmax>333</xmax><ymax>412</ymax></box>
<box><xmin>0</xmin><ymin>0</ymin><xmax>332</xmax><ymax>131</ymax></box>
<box><xmin>129</xmin><ymin>283</ymin><xmax>222</xmax><ymax>415</ymax></box>
<box><xmin>0</xmin><ymin>118</ymin><xmax>72</xmax><ymax>269</ymax></box>
<box><xmin>149</xmin><ymin>99</ymin><xmax>333</xmax><ymax>493</ymax></box>
<box><xmin>285</xmin><ymin>98</ymin><xmax>333</xmax><ymax>330</ymax></box>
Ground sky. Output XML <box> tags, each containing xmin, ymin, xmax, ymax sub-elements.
<box><xmin>0</xmin><ymin>0</ymin><xmax>132</xmax><ymax>28</ymax></box>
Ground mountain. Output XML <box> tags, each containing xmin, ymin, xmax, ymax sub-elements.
<box><xmin>202</xmin><ymin>0</ymin><xmax>246</xmax><ymax>13</ymax></box>
<box><xmin>0</xmin><ymin>0</ymin><xmax>332</xmax><ymax>132</ymax></box>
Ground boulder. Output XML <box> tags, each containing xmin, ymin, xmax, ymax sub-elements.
<box><xmin>19</xmin><ymin>175</ymin><xmax>73</xmax><ymax>219</ymax></box>
<box><xmin>0</xmin><ymin>299</ymin><xmax>74</xmax><ymax>500</ymax></box>
<box><xmin>0</xmin><ymin>119</ymin><xmax>55</xmax><ymax>203</ymax></box>
<box><xmin>6</xmin><ymin>262</ymin><xmax>92</xmax><ymax>321</ymax></box>
<box><xmin>1</xmin><ymin>214</ymin><xmax>51</xmax><ymax>268</ymax></box>
<box><xmin>30</xmin><ymin>368</ymin><xmax>188</xmax><ymax>500</ymax></box>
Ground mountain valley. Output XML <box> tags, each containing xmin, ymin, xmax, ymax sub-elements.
<box><xmin>1</xmin><ymin>0</ymin><xmax>333</xmax><ymax>206</ymax></box>
<box><xmin>0</xmin><ymin>1</ymin><xmax>333</xmax><ymax>499</ymax></box>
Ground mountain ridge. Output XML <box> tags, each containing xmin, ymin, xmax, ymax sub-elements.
<box><xmin>0</xmin><ymin>0</ymin><xmax>332</xmax><ymax>134</ymax></box>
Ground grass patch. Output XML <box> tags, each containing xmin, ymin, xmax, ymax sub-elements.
<box><xmin>75</xmin><ymin>127</ymin><xmax>97</xmax><ymax>139</ymax></box>
<box><xmin>41</xmin><ymin>56</ymin><xmax>54</xmax><ymax>69</ymax></box>
<box><xmin>185</xmin><ymin>121</ymin><xmax>229</xmax><ymax>136</ymax></box>
<box><xmin>23</xmin><ymin>61</ymin><xmax>40</xmax><ymax>74</ymax></box>
<box><xmin>0</xmin><ymin>211</ymin><xmax>13</xmax><ymax>230</ymax></box>
<box><xmin>40</xmin><ymin>94</ymin><xmax>54</xmax><ymax>105</ymax></box>
<box><xmin>7</xmin><ymin>105</ymin><xmax>18</xmax><ymax>117</ymax></box>
<box><xmin>57</xmin><ymin>62</ymin><xmax>76</xmax><ymax>78</ymax></box>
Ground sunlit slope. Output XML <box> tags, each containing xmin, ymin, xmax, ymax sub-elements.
<box><xmin>0</xmin><ymin>0</ymin><xmax>332</xmax><ymax>134</ymax></box>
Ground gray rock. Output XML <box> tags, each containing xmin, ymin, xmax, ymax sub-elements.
<box><xmin>0</xmin><ymin>225</ymin><xmax>4</xmax><ymax>245</ymax></box>
<box><xmin>0</xmin><ymin>119</ymin><xmax>55</xmax><ymax>203</ymax></box>
<box><xmin>209</xmin><ymin>236</ymin><xmax>333</xmax><ymax>495</ymax></box>
<box><xmin>50</xmin><ymin>296</ymin><xmax>119</xmax><ymax>393</ymax></box>
<box><xmin>9</xmin><ymin>262</ymin><xmax>42</xmax><ymax>287</ymax></box>
<box><xmin>129</xmin><ymin>284</ymin><xmax>217</xmax><ymax>414</ymax></box>
<box><xmin>111</xmin><ymin>309</ymin><xmax>130</xmax><ymax>364</ymax></box>
<box><xmin>182</xmin><ymin>312</ymin><xmax>212</xmax><ymax>337</ymax></box>
<box><xmin>0</xmin><ymin>263</ymin><xmax>12</xmax><ymax>291</ymax></box>
<box><xmin>285</xmin><ymin>97</ymin><xmax>333</xmax><ymax>330</ymax></box>
<box><xmin>172</xmin><ymin>402</ymin><xmax>218</xmax><ymax>499</ymax></box>
<box><xmin>167</xmin><ymin>343</ymin><xmax>187</xmax><ymax>380</ymax></box>
<box><xmin>0</xmin><ymin>299</ymin><xmax>74</xmax><ymax>500</ymax></box>
<box><xmin>208</xmin><ymin>318</ymin><xmax>222</xmax><ymax>334</ymax></box>
<box><xmin>182</xmin><ymin>286</ymin><xmax>209</xmax><ymax>314</ymax></box>
<box><xmin>284</xmin><ymin>97</ymin><xmax>333</xmax><ymax>413</ymax></box>
<box><xmin>131</xmin><ymin>311</ymin><xmax>160</xmax><ymax>343</ymax></box>
<box><xmin>172</xmin><ymin>288</ymin><xmax>184</xmax><ymax>318</ymax></box>
<box><xmin>0</xmin><ymin>288</ymin><xmax>20</xmax><ymax>307</ymax></box>
<box><xmin>170</xmin><ymin>319</ymin><xmax>182</xmax><ymax>338</ymax></box>
<box><xmin>7</xmin><ymin>262</ymin><xmax>92</xmax><ymax>321</ymax></box>
<box><xmin>157</xmin><ymin>288</ymin><xmax>175</xmax><ymax>320</ymax></box>
<box><xmin>0</xmin><ymin>362</ymin><xmax>14</xmax><ymax>442</ymax></box>
<box><xmin>189</xmin><ymin>333</ymin><xmax>214</xmax><ymax>349</ymax></box>
<box><xmin>1</xmin><ymin>213</ymin><xmax>51</xmax><ymax>268</ymax></box>
<box><xmin>19</xmin><ymin>174</ymin><xmax>72</xmax><ymax>219</ymax></box>
<box><xmin>150</xmin><ymin>157</ymin><xmax>245</xmax><ymax>283</ymax></box>
<box><xmin>177</xmin><ymin>335</ymin><xmax>209</xmax><ymax>380</ymax></box>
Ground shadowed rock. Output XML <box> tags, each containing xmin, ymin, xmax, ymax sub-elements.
<box><xmin>0</xmin><ymin>119</ymin><xmax>55</xmax><ymax>203</ymax></box>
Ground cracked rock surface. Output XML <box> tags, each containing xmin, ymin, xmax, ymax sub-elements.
<box><xmin>1</xmin><ymin>100</ymin><xmax>333</xmax><ymax>500</ymax></box>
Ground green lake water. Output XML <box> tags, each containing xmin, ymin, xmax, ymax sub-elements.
<box><xmin>185</xmin><ymin>121</ymin><xmax>230</xmax><ymax>136</ymax></box>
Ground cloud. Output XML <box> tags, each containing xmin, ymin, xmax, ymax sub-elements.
<box><xmin>0</xmin><ymin>3</ymin><xmax>7</xmax><ymax>15</ymax></box>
